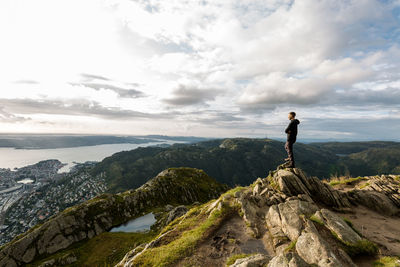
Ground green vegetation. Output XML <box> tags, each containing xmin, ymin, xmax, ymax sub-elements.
<box><xmin>328</xmin><ymin>176</ymin><xmax>367</xmax><ymax>186</ymax></box>
<box><xmin>309</xmin><ymin>141</ymin><xmax>398</xmax><ymax>155</ymax></box>
<box><xmin>284</xmin><ymin>240</ymin><xmax>297</xmax><ymax>252</ymax></box>
<box><xmin>221</xmin><ymin>186</ymin><xmax>246</xmax><ymax>198</ymax></box>
<box><xmin>346</xmin><ymin>239</ymin><xmax>379</xmax><ymax>257</ymax></box>
<box><xmin>265</xmin><ymin>171</ymin><xmax>279</xmax><ymax>190</ymax></box>
<box><xmin>91</xmin><ymin>138</ymin><xmax>340</xmax><ymax>193</ymax></box>
<box><xmin>342</xmin><ymin>217</ymin><xmax>362</xmax><ymax>237</ymax></box>
<box><xmin>338</xmin><ymin>146</ymin><xmax>400</xmax><ymax>176</ymax></box>
<box><xmin>342</xmin><ymin>217</ymin><xmax>353</xmax><ymax>227</ymax></box>
<box><xmin>131</xmin><ymin>197</ymin><xmax>240</xmax><ymax>266</ymax></box>
<box><xmin>373</xmin><ymin>256</ymin><xmax>400</xmax><ymax>267</ymax></box>
<box><xmin>359</xmin><ymin>182</ymin><xmax>370</xmax><ymax>189</ymax></box>
<box><xmin>329</xmin><ymin>226</ymin><xmax>378</xmax><ymax>257</ymax></box>
<box><xmin>89</xmin><ymin>138</ymin><xmax>400</xmax><ymax>194</ymax></box>
<box><xmin>310</xmin><ymin>215</ymin><xmax>324</xmax><ymax>225</ymax></box>
<box><xmin>225</xmin><ymin>253</ymin><xmax>255</xmax><ymax>266</ymax></box>
<box><xmin>28</xmin><ymin>231</ymin><xmax>157</xmax><ymax>267</ymax></box>
<box><xmin>336</xmin><ymin>235</ymin><xmax>378</xmax><ymax>257</ymax></box>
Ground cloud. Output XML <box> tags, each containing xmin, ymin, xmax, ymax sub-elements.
<box><xmin>237</xmin><ymin>72</ymin><xmax>331</xmax><ymax>110</ymax></box>
<box><xmin>80</xmin><ymin>73</ymin><xmax>110</xmax><ymax>81</ymax></box>
<box><xmin>162</xmin><ymin>84</ymin><xmax>221</xmax><ymax>106</ymax></box>
<box><xmin>237</xmin><ymin>50</ymin><xmax>393</xmax><ymax>111</ymax></box>
<box><xmin>333</xmin><ymin>87</ymin><xmax>400</xmax><ymax>106</ymax></box>
<box><xmin>13</xmin><ymin>80</ymin><xmax>39</xmax><ymax>84</ymax></box>
<box><xmin>0</xmin><ymin>98</ymin><xmax>170</xmax><ymax>120</ymax></box>
<box><xmin>0</xmin><ymin>107</ymin><xmax>30</xmax><ymax>123</ymax></box>
<box><xmin>68</xmin><ymin>73</ymin><xmax>146</xmax><ymax>98</ymax></box>
<box><xmin>70</xmin><ymin>82</ymin><xmax>145</xmax><ymax>98</ymax></box>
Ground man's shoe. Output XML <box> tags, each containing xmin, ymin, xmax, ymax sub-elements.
<box><xmin>285</xmin><ymin>161</ymin><xmax>295</xmax><ymax>168</ymax></box>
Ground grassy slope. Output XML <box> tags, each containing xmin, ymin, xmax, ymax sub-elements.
<box><xmin>130</xmin><ymin>188</ymin><xmax>243</xmax><ymax>267</ymax></box>
<box><xmin>28</xmin><ymin>231</ymin><xmax>157</xmax><ymax>267</ymax></box>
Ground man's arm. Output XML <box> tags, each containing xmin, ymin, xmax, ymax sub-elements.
<box><xmin>285</xmin><ymin>121</ymin><xmax>293</xmax><ymax>133</ymax></box>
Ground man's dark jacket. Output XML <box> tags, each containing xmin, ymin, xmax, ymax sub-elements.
<box><xmin>285</xmin><ymin>119</ymin><xmax>300</xmax><ymax>142</ymax></box>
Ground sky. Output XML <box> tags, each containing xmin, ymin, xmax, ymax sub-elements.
<box><xmin>0</xmin><ymin>0</ymin><xmax>400</xmax><ymax>141</ymax></box>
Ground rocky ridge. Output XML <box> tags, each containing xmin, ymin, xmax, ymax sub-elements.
<box><xmin>0</xmin><ymin>167</ymin><xmax>228</xmax><ymax>266</ymax></box>
<box><xmin>117</xmin><ymin>166</ymin><xmax>400</xmax><ymax>266</ymax></box>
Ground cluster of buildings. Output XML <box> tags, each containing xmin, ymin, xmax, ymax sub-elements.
<box><xmin>0</xmin><ymin>161</ymin><xmax>107</xmax><ymax>245</ymax></box>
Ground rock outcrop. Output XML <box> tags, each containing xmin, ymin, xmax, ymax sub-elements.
<box><xmin>230</xmin><ymin>253</ymin><xmax>270</xmax><ymax>267</ymax></box>
<box><xmin>0</xmin><ymin>168</ymin><xmax>228</xmax><ymax>267</ymax></box>
<box><xmin>116</xmin><ymin>167</ymin><xmax>400</xmax><ymax>267</ymax></box>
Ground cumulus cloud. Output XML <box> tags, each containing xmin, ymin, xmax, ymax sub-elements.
<box><xmin>237</xmin><ymin>72</ymin><xmax>330</xmax><ymax>109</ymax></box>
<box><xmin>237</xmin><ymin>55</ymin><xmax>379</xmax><ymax>110</ymax></box>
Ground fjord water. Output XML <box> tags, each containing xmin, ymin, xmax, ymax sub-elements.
<box><xmin>0</xmin><ymin>141</ymin><xmax>170</xmax><ymax>172</ymax></box>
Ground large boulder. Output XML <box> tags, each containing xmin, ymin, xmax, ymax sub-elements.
<box><xmin>318</xmin><ymin>209</ymin><xmax>361</xmax><ymax>245</ymax></box>
<box><xmin>296</xmin><ymin>221</ymin><xmax>355</xmax><ymax>267</ymax></box>
<box><xmin>277</xmin><ymin>200</ymin><xmax>318</xmax><ymax>241</ymax></box>
<box><xmin>273</xmin><ymin>169</ymin><xmax>351</xmax><ymax>210</ymax></box>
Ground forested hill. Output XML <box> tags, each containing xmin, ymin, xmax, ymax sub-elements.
<box><xmin>91</xmin><ymin>138</ymin><xmax>400</xmax><ymax>193</ymax></box>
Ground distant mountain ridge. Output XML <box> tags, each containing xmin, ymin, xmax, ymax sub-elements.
<box><xmin>92</xmin><ymin>138</ymin><xmax>400</xmax><ymax>193</ymax></box>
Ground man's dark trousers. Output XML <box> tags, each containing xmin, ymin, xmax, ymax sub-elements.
<box><xmin>285</xmin><ymin>139</ymin><xmax>295</xmax><ymax>167</ymax></box>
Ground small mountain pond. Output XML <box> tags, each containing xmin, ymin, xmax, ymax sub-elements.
<box><xmin>110</xmin><ymin>212</ymin><xmax>156</xmax><ymax>232</ymax></box>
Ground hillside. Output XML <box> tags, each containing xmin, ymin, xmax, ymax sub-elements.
<box><xmin>116</xmin><ymin>166</ymin><xmax>400</xmax><ymax>267</ymax></box>
<box><xmin>337</xmin><ymin>147</ymin><xmax>400</xmax><ymax>175</ymax></box>
<box><xmin>91</xmin><ymin>138</ymin><xmax>400</xmax><ymax>194</ymax></box>
<box><xmin>309</xmin><ymin>141</ymin><xmax>399</xmax><ymax>155</ymax></box>
<box><xmin>0</xmin><ymin>168</ymin><xmax>228</xmax><ymax>266</ymax></box>
<box><xmin>92</xmin><ymin>138</ymin><xmax>339</xmax><ymax>193</ymax></box>
<box><xmin>310</xmin><ymin>141</ymin><xmax>400</xmax><ymax>175</ymax></box>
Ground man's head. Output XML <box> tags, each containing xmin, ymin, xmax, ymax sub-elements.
<box><xmin>288</xmin><ymin>112</ymin><xmax>296</xmax><ymax>120</ymax></box>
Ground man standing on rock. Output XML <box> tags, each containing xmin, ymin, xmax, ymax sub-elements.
<box><xmin>284</xmin><ymin>112</ymin><xmax>300</xmax><ymax>168</ymax></box>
